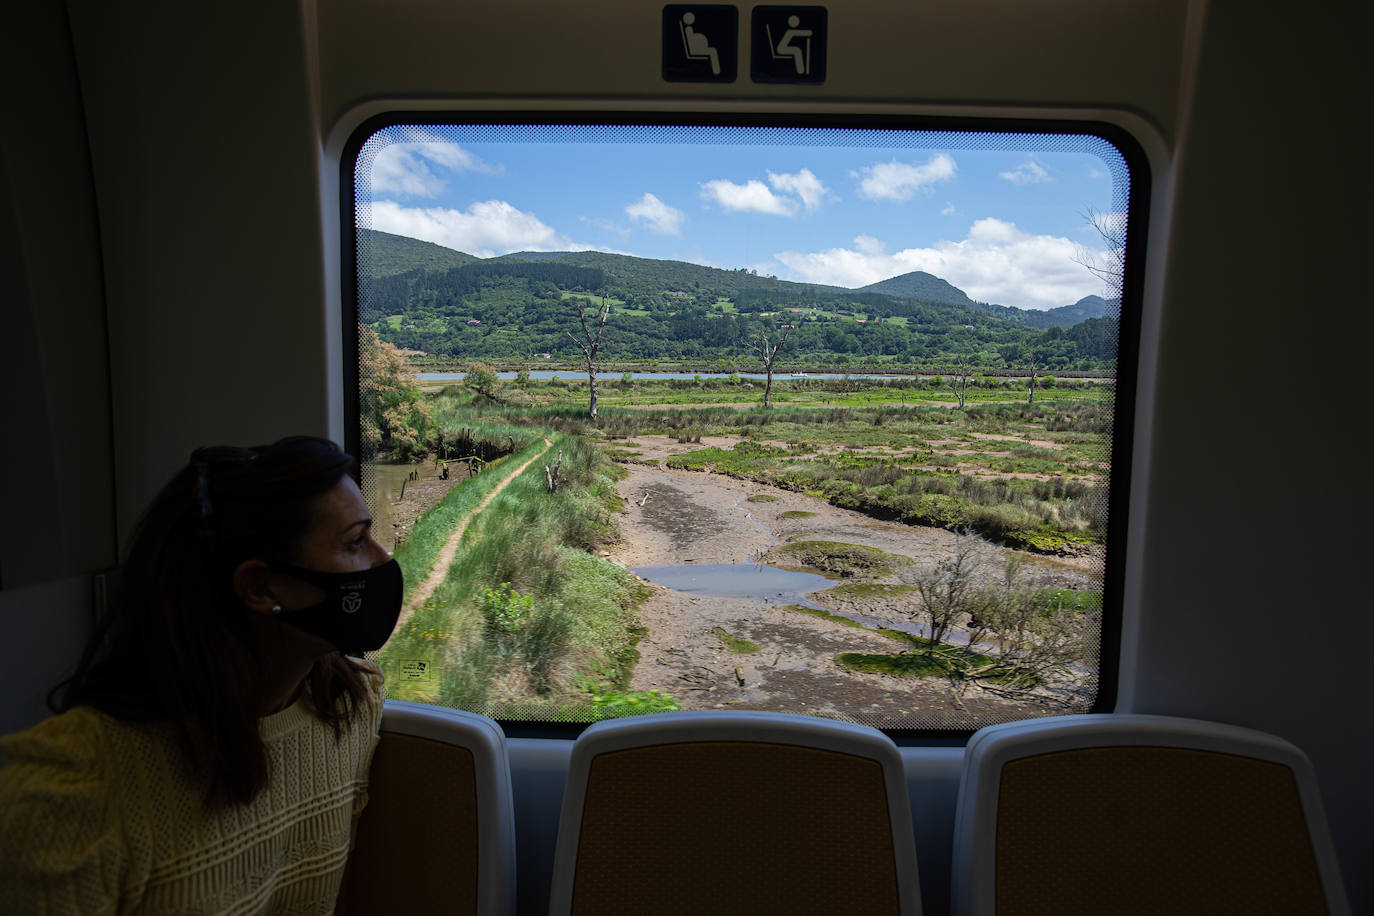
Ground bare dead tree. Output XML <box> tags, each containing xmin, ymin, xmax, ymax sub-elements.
<box><xmin>1073</xmin><ymin>206</ymin><xmax>1126</xmax><ymax>297</ymax></box>
<box><xmin>946</xmin><ymin>354</ymin><xmax>975</xmax><ymax>409</ymax></box>
<box><xmin>936</xmin><ymin>552</ymin><xmax>1096</xmax><ymax>706</ymax></box>
<box><xmin>746</xmin><ymin>323</ymin><xmax>792</xmax><ymax>408</ymax></box>
<box><xmin>1026</xmin><ymin>352</ymin><xmax>1038</xmax><ymax>405</ymax></box>
<box><xmin>567</xmin><ymin>295</ymin><xmax>610</xmax><ymax>418</ymax></box>
<box><xmin>902</xmin><ymin>533</ymin><xmax>993</xmax><ymax>655</ymax></box>
<box><xmin>544</xmin><ymin>449</ymin><xmax>563</xmax><ymax>493</ymax></box>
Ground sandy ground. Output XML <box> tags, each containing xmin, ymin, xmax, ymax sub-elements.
<box><xmin>604</xmin><ymin>435</ymin><xmax>1101</xmax><ymax>728</ymax></box>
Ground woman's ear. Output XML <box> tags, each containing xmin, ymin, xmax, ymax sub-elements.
<box><xmin>233</xmin><ymin>560</ymin><xmax>279</xmax><ymax>616</ymax></box>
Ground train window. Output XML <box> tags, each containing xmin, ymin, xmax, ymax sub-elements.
<box><xmin>345</xmin><ymin>117</ymin><xmax>1141</xmax><ymax>736</ymax></box>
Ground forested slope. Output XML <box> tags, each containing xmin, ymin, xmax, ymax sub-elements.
<box><xmin>359</xmin><ymin>230</ymin><xmax>1118</xmax><ymax>370</ymax></box>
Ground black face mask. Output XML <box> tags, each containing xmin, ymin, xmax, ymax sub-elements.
<box><xmin>274</xmin><ymin>558</ymin><xmax>404</xmax><ymax>654</ymax></box>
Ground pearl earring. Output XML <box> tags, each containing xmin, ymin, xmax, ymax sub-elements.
<box><xmin>271</xmin><ymin>605</ymin><xmax>282</xmax><ymax>615</ymax></box>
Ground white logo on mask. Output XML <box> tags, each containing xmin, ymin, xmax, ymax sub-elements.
<box><xmin>342</xmin><ymin>592</ymin><xmax>362</xmax><ymax>614</ymax></box>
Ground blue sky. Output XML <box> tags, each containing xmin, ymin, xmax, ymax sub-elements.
<box><xmin>358</xmin><ymin>125</ymin><xmax>1124</xmax><ymax>311</ymax></box>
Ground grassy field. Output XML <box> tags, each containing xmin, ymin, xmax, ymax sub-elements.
<box><xmin>367</xmin><ymin>363</ymin><xmax>1114</xmax><ymax>718</ymax></box>
<box><xmin>388</xmin><ymin>440</ymin><xmax>548</xmax><ymax>606</ymax></box>
<box><xmin>560</xmin><ymin>291</ymin><xmax>632</xmax><ymax>314</ymax></box>
<box><xmin>373</xmin><ymin>429</ymin><xmax>655</xmax><ymax>716</ymax></box>
<box><xmin>485</xmin><ymin>373</ymin><xmax>1110</xmax><ymax>552</ymax></box>
<box><xmin>489</xmin><ymin>373</ymin><xmax>1110</xmax><ymax>410</ymax></box>
<box><xmin>414</xmin><ymin>375</ymin><xmax>1111</xmax><ymax>554</ymax></box>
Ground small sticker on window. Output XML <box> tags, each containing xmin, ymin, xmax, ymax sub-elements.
<box><xmin>401</xmin><ymin>660</ymin><xmax>431</xmax><ymax>680</ymax></box>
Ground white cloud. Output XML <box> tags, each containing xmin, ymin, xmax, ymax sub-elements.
<box><xmin>369</xmin><ymin>141</ymin><xmax>495</xmax><ymax>197</ymax></box>
<box><xmin>853</xmin><ymin>234</ymin><xmax>886</xmax><ymax>256</ymax></box>
<box><xmin>853</xmin><ymin>153</ymin><xmax>956</xmax><ymax>201</ymax></box>
<box><xmin>767</xmin><ymin>168</ymin><xmax>829</xmax><ymax>211</ymax></box>
<box><xmin>367</xmin><ymin>199</ymin><xmax>595</xmax><ymax>257</ymax></box>
<box><xmin>625</xmin><ymin>192</ymin><xmax>686</xmax><ymax>235</ymax></box>
<box><xmin>700</xmin><ymin>178</ymin><xmax>797</xmax><ymax>216</ymax></box>
<box><xmin>700</xmin><ymin>167</ymin><xmax>833</xmax><ymax>216</ymax></box>
<box><xmin>941</xmin><ymin>201</ymin><xmax>956</xmax><ymax>216</ymax></box>
<box><xmin>772</xmin><ymin>218</ymin><xmax>1103</xmax><ymax>310</ymax></box>
<box><xmin>999</xmin><ymin>160</ymin><xmax>1052</xmax><ymax>185</ymax></box>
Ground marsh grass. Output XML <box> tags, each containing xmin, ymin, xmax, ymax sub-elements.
<box><xmin>376</xmin><ymin>432</ymin><xmax>653</xmax><ymax>711</ymax></box>
<box><xmin>662</xmin><ymin>439</ymin><xmax>1102</xmax><ymax>553</ymax></box>
<box><xmin>713</xmin><ymin>627</ymin><xmax>763</xmax><ymax>654</ymax></box>
<box><xmin>771</xmin><ymin>540</ymin><xmax>899</xmax><ymax>577</ymax></box>
<box><xmin>836</xmin><ymin>652</ymin><xmax>948</xmax><ymax>677</ymax></box>
<box><xmin>431</xmin><ymin>392</ymin><xmax>1110</xmax><ymax>555</ymax></box>
<box><xmin>1029</xmin><ymin>588</ymin><xmax>1103</xmax><ymax>612</ymax></box>
<box><xmin>388</xmin><ymin>439</ymin><xmax>547</xmax><ymax>605</ymax></box>
<box><xmin>836</xmin><ymin>636</ymin><xmax>1000</xmax><ymax>678</ymax></box>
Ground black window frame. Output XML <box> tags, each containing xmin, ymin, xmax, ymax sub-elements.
<box><xmin>340</xmin><ymin>110</ymin><xmax>1148</xmax><ymax>745</ymax></box>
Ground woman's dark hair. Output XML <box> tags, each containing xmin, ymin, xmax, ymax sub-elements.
<box><xmin>50</xmin><ymin>435</ymin><xmax>375</xmax><ymax>806</ymax></box>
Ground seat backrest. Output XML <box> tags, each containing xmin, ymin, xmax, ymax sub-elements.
<box><xmin>951</xmin><ymin>714</ymin><xmax>1350</xmax><ymax>916</ymax></box>
<box><xmin>344</xmin><ymin>700</ymin><xmax>516</xmax><ymax>915</ymax></box>
<box><xmin>549</xmin><ymin>710</ymin><xmax>921</xmax><ymax>915</ymax></box>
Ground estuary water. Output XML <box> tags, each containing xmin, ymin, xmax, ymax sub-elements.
<box><xmin>417</xmin><ymin>370</ymin><xmax>929</xmax><ymax>382</ymax></box>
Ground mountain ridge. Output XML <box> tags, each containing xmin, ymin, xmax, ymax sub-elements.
<box><xmin>363</xmin><ymin>229</ymin><xmax>1113</xmax><ymax>324</ymax></box>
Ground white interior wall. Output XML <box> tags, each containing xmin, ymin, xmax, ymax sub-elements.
<box><xmin>1</xmin><ymin>0</ymin><xmax>115</xmax><ymax>588</ymax></box>
<box><xmin>1118</xmin><ymin>4</ymin><xmax>1372</xmax><ymax>909</ymax></box>
<box><xmin>3</xmin><ymin>0</ymin><xmax>1368</xmax><ymax>911</ymax></box>
<box><xmin>66</xmin><ymin>0</ymin><xmax>336</xmax><ymax>550</ymax></box>
<box><xmin>0</xmin><ymin>0</ymin><xmax>115</xmax><ymax>736</ymax></box>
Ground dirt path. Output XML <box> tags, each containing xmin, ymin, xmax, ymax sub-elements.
<box><xmin>398</xmin><ymin>438</ymin><xmax>553</xmax><ymax>627</ymax></box>
<box><xmin>606</xmin><ymin>435</ymin><xmax>1101</xmax><ymax>728</ymax></box>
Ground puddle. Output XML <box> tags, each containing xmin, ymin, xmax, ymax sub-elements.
<box><xmin>632</xmin><ymin>562</ymin><xmax>833</xmax><ymax>609</ymax></box>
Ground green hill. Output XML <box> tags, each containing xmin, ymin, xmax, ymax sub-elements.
<box><xmin>494</xmin><ymin>249</ymin><xmax>847</xmax><ymax>301</ymax></box>
<box><xmin>860</xmin><ymin>273</ymin><xmax>1116</xmax><ymax>329</ymax></box>
<box><xmin>359</xmin><ymin>228</ymin><xmax>478</xmax><ymax>276</ymax></box>
<box><xmin>858</xmin><ymin>271</ymin><xmax>975</xmax><ymax>307</ymax></box>
<box><xmin>1042</xmin><ymin>295</ymin><xmax>1115</xmax><ymax>325</ymax></box>
<box><xmin>361</xmin><ymin>241</ymin><xmax>1117</xmax><ymax>371</ymax></box>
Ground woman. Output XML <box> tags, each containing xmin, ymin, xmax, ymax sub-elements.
<box><xmin>0</xmin><ymin>436</ymin><xmax>402</xmax><ymax>914</ymax></box>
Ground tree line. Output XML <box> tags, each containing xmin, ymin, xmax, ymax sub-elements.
<box><xmin>366</xmin><ymin>270</ymin><xmax>1116</xmax><ymax>371</ymax></box>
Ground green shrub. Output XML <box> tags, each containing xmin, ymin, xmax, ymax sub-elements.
<box><xmin>480</xmin><ymin>582</ymin><xmax>533</xmax><ymax>635</ymax></box>
<box><xmin>836</xmin><ymin>652</ymin><xmax>947</xmax><ymax>677</ymax></box>
<box><xmin>589</xmin><ymin>689</ymin><xmax>682</xmax><ymax>716</ymax></box>
<box><xmin>464</xmin><ymin>362</ymin><xmax>499</xmax><ymax>398</ymax></box>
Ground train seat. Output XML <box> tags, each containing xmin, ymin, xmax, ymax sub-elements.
<box><xmin>342</xmin><ymin>700</ymin><xmax>517</xmax><ymax>915</ymax></box>
<box><xmin>950</xmin><ymin>713</ymin><xmax>1350</xmax><ymax>915</ymax></box>
<box><xmin>548</xmin><ymin>710</ymin><xmax>922</xmax><ymax>915</ymax></box>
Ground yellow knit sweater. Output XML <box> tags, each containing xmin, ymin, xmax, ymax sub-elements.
<box><xmin>0</xmin><ymin>668</ymin><xmax>385</xmax><ymax>915</ymax></box>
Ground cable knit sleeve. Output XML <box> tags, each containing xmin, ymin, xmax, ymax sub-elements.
<box><xmin>0</xmin><ymin>709</ymin><xmax>126</xmax><ymax>915</ymax></box>
<box><xmin>350</xmin><ymin>661</ymin><xmax>387</xmax><ymax>825</ymax></box>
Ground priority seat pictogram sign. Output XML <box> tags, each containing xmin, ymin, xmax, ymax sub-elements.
<box><xmin>662</xmin><ymin>5</ymin><xmax>739</xmax><ymax>82</ymax></box>
<box><xmin>751</xmin><ymin>6</ymin><xmax>827</xmax><ymax>83</ymax></box>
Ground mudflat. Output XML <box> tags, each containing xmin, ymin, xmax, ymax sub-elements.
<box><xmin>606</xmin><ymin>435</ymin><xmax>1101</xmax><ymax>728</ymax></box>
